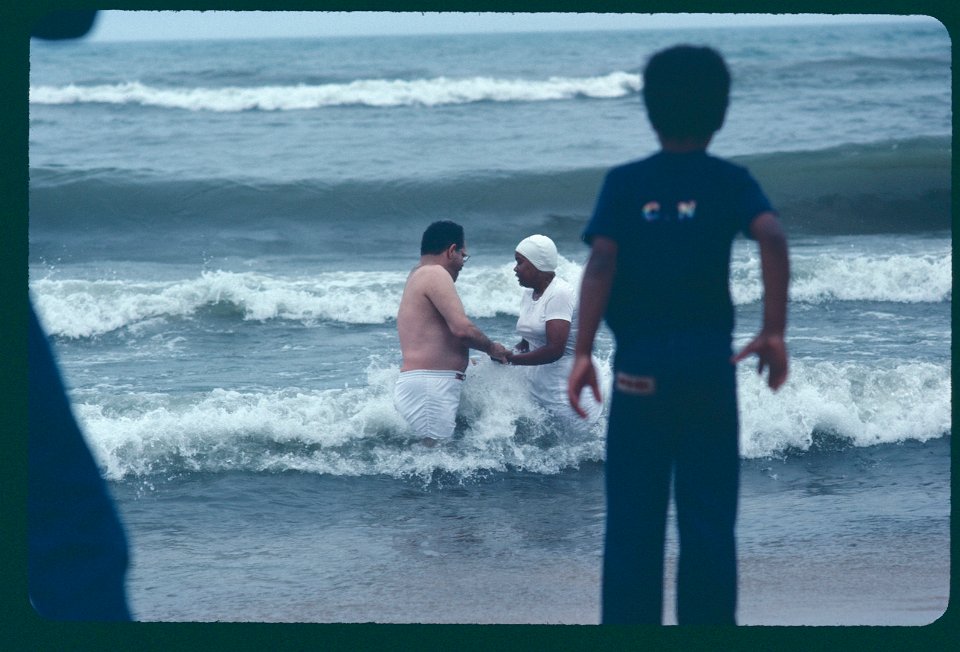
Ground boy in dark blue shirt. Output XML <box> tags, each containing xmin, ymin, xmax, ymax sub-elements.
<box><xmin>569</xmin><ymin>45</ymin><xmax>789</xmax><ymax>625</ymax></box>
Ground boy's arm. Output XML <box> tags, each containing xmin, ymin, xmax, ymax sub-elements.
<box><xmin>732</xmin><ymin>211</ymin><xmax>789</xmax><ymax>390</ymax></box>
<box><xmin>568</xmin><ymin>236</ymin><xmax>618</xmax><ymax>416</ymax></box>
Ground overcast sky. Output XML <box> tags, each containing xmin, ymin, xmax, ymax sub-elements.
<box><xmin>86</xmin><ymin>11</ymin><xmax>935</xmax><ymax>42</ymax></box>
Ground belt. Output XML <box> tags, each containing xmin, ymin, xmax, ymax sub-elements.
<box><xmin>400</xmin><ymin>369</ymin><xmax>466</xmax><ymax>381</ymax></box>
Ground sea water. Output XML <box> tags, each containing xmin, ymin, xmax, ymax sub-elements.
<box><xmin>28</xmin><ymin>18</ymin><xmax>950</xmax><ymax>624</ymax></box>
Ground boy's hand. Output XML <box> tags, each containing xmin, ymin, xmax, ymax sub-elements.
<box><xmin>568</xmin><ymin>354</ymin><xmax>602</xmax><ymax>418</ymax></box>
<box><xmin>732</xmin><ymin>333</ymin><xmax>788</xmax><ymax>390</ymax></box>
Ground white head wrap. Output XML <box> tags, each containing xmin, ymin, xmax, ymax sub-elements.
<box><xmin>515</xmin><ymin>234</ymin><xmax>558</xmax><ymax>272</ymax></box>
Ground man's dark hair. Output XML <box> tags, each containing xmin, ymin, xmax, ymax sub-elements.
<box><xmin>642</xmin><ymin>45</ymin><xmax>730</xmax><ymax>141</ymax></box>
<box><xmin>420</xmin><ymin>220</ymin><xmax>465</xmax><ymax>256</ymax></box>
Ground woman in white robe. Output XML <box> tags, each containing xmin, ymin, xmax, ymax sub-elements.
<box><xmin>505</xmin><ymin>235</ymin><xmax>603</xmax><ymax>430</ymax></box>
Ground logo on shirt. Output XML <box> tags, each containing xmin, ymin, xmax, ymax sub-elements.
<box><xmin>642</xmin><ymin>201</ymin><xmax>661</xmax><ymax>222</ymax></box>
<box><xmin>678</xmin><ymin>200</ymin><xmax>697</xmax><ymax>220</ymax></box>
<box><xmin>641</xmin><ymin>200</ymin><xmax>697</xmax><ymax>222</ymax></box>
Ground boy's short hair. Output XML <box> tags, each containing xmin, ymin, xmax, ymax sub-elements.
<box><xmin>421</xmin><ymin>220</ymin><xmax>465</xmax><ymax>255</ymax></box>
<box><xmin>643</xmin><ymin>45</ymin><xmax>730</xmax><ymax>140</ymax></box>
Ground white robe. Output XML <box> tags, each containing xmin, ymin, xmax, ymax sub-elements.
<box><xmin>516</xmin><ymin>277</ymin><xmax>602</xmax><ymax>428</ymax></box>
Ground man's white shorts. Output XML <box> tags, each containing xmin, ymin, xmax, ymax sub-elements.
<box><xmin>394</xmin><ymin>370</ymin><xmax>465</xmax><ymax>440</ymax></box>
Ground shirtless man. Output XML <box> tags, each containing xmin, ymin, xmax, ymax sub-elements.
<box><xmin>395</xmin><ymin>221</ymin><xmax>509</xmax><ymax>445</ymax></box>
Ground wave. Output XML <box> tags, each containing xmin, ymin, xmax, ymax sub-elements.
<box><xmin>774</xmin><ymin>53</ymin><xmax>949</xmax><ymax>80</ymax></box>
<box><xmin>742</xmin><ymin>137</ymin><xmax>952</xmax><ymax>235</ymax></box>
<box><xmin>31</xmin><ymin>243</ymin><xmax>951</xmax><ymax>338</ymax></box>
<box><xmin>30</xmin><ymin>270</ymin><xmax>409</xmax><ymax>338</ymax></box>
<box><xmin>730</xmin><ymin>246</ymin><xmax>952</xmax><ymax>305</ymax></box>
<box><xmin>74</xmin><ymin>359</ymin><xmax>610</xmax><ymax>481</ymax></box>
<box><xmin>29</xmin><ymin>137</ymin><xmax>951</xmax><ymax>245</ymax></box>
<box><xmin>28</xmin><ymin>167</ymin><xmax>600</xmax><ymax>234</ymax></box>
<box><xmin>29</xmin><ymin>72</ymin><xmax>642</xmax><ymax>111</ymax></box>
<box><xmin>73</xmin><ymin>356</ymin><xmax>951</xmax><ymax>481</ymax></box>
<box><xmin>738</xmin><ymin>358</ymin><xmax>951</xmax><ymax>459</ymax></box>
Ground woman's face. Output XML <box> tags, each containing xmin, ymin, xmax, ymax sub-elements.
<box><xmin>514</xmin><ymin>252</ymin><xmax>538</xmax><ymax>288</ymax></box>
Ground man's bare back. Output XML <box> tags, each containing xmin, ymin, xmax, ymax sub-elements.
<box><xmin>393</xmin><ymin>221</ymin><xmax>507</xmax><ymax>444</ymax></box>
<box><xmin>397</xmin><ymin>264</ymin><xmax>474</xmax><ymax>372</ymax></box>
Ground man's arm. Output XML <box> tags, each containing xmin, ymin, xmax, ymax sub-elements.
<box><xmin>425</xmin><ymin>266</ymin><xmax>509</xmax><ymax>361</ymax></box>
<box><xmin>568</xmin><ymin>236</ymin><xmax>618</xmax><ymax>417</ymax></box>
<box><xmin>732</xmin><ymin>211</ymin><xmax>789</xmax><ymax>390</ymax></box>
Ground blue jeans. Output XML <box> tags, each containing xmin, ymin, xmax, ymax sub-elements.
<box><xmin>602</xmin><ymin>334</ymin><xmax>739</xmax><ymax>624</ymax></box>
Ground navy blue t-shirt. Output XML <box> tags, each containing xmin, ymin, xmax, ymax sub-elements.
<box><xmin>584</xmin><ymin>150</ymin><xmax>774</xmax><ymax>342</ymax></box>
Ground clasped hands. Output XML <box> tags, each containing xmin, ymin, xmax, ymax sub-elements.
<box><xmin>488</xmin><ymin>342</ymin><xmax>510</xmax><ymax>364</ymax></box>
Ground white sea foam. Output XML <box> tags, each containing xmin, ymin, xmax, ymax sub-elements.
<box><xmin>31</xmin><ymin>243</ymin><xmax>951</xmax><ymax>339</ymax></box>
<box><xmin>31</xmin><ymin>269</ymin><xmax>409</xmax><ymax>338</ymax></box>
<box><xmin>74</xmin><ymin>349</ymin><xmax>949</xmax><ymax>480</ymax></box>
<box><xmin>29</xmin><ymin>72</ymin><xmax>642</xmax><ymax>112</ymax></box>
<box><xmin>76</xmin><ymin>358</ymin><xmax>612</xmax><ymax>480</ymax></box>
<box><xmin>729</xmin><ymin>245</ymin><xmax>951</xmax><ymax>305</ymax></box>
<box><xmin>787</xmin><ymin>250</ymin><xmax>952</xmax><ymax>304</ymax></box>
<box><xmin>738</xmin><ymin>358</ymin><xmax>951</xmax><ymax>458</ymax></box>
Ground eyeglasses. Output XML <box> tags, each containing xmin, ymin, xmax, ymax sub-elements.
<box><xmin>459</xmin><ymin>250</ymin><xmax>470</xmax><ymax>263</ymax></box>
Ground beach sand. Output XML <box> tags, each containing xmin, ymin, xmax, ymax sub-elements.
<box><xmin>115</xmin><ymin>455</ymin><xmax>950</xmax><ymax>627</ymax></box>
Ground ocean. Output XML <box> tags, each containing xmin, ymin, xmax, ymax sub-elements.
<box><xmin>28</xmin><ymin>18</ymin><xmax>950</xmax><ymax>625</ymax></box>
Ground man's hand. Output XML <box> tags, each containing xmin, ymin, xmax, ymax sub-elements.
<box><xmin>488</xmin><ymin>342</ymin><xmax>510</xmax><ymax>364</ymax></box>
<box><xmin>732</xmin><ymin>332</ymin><xmax>788</xmax><ymax>390</ymax></box>
<box><xmin>568</xmin><ymin>354</ymin><xmax>602</xmax><ymax>418</ymax></box>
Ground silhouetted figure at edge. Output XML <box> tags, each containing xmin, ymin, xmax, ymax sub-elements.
<box><xmin>569</xmin><ymin>45</ymin><xmax>790</xmax><ymax>625</ymax></box>
<box><xmin>29</xmin><ymin>304</ymin><xmax>132</xmax><ymax>620</ymax></box>
<box><xmin>28</xmin><ymin>10</ymin><xmax>133</xmax><ymax>621</ymax></box>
